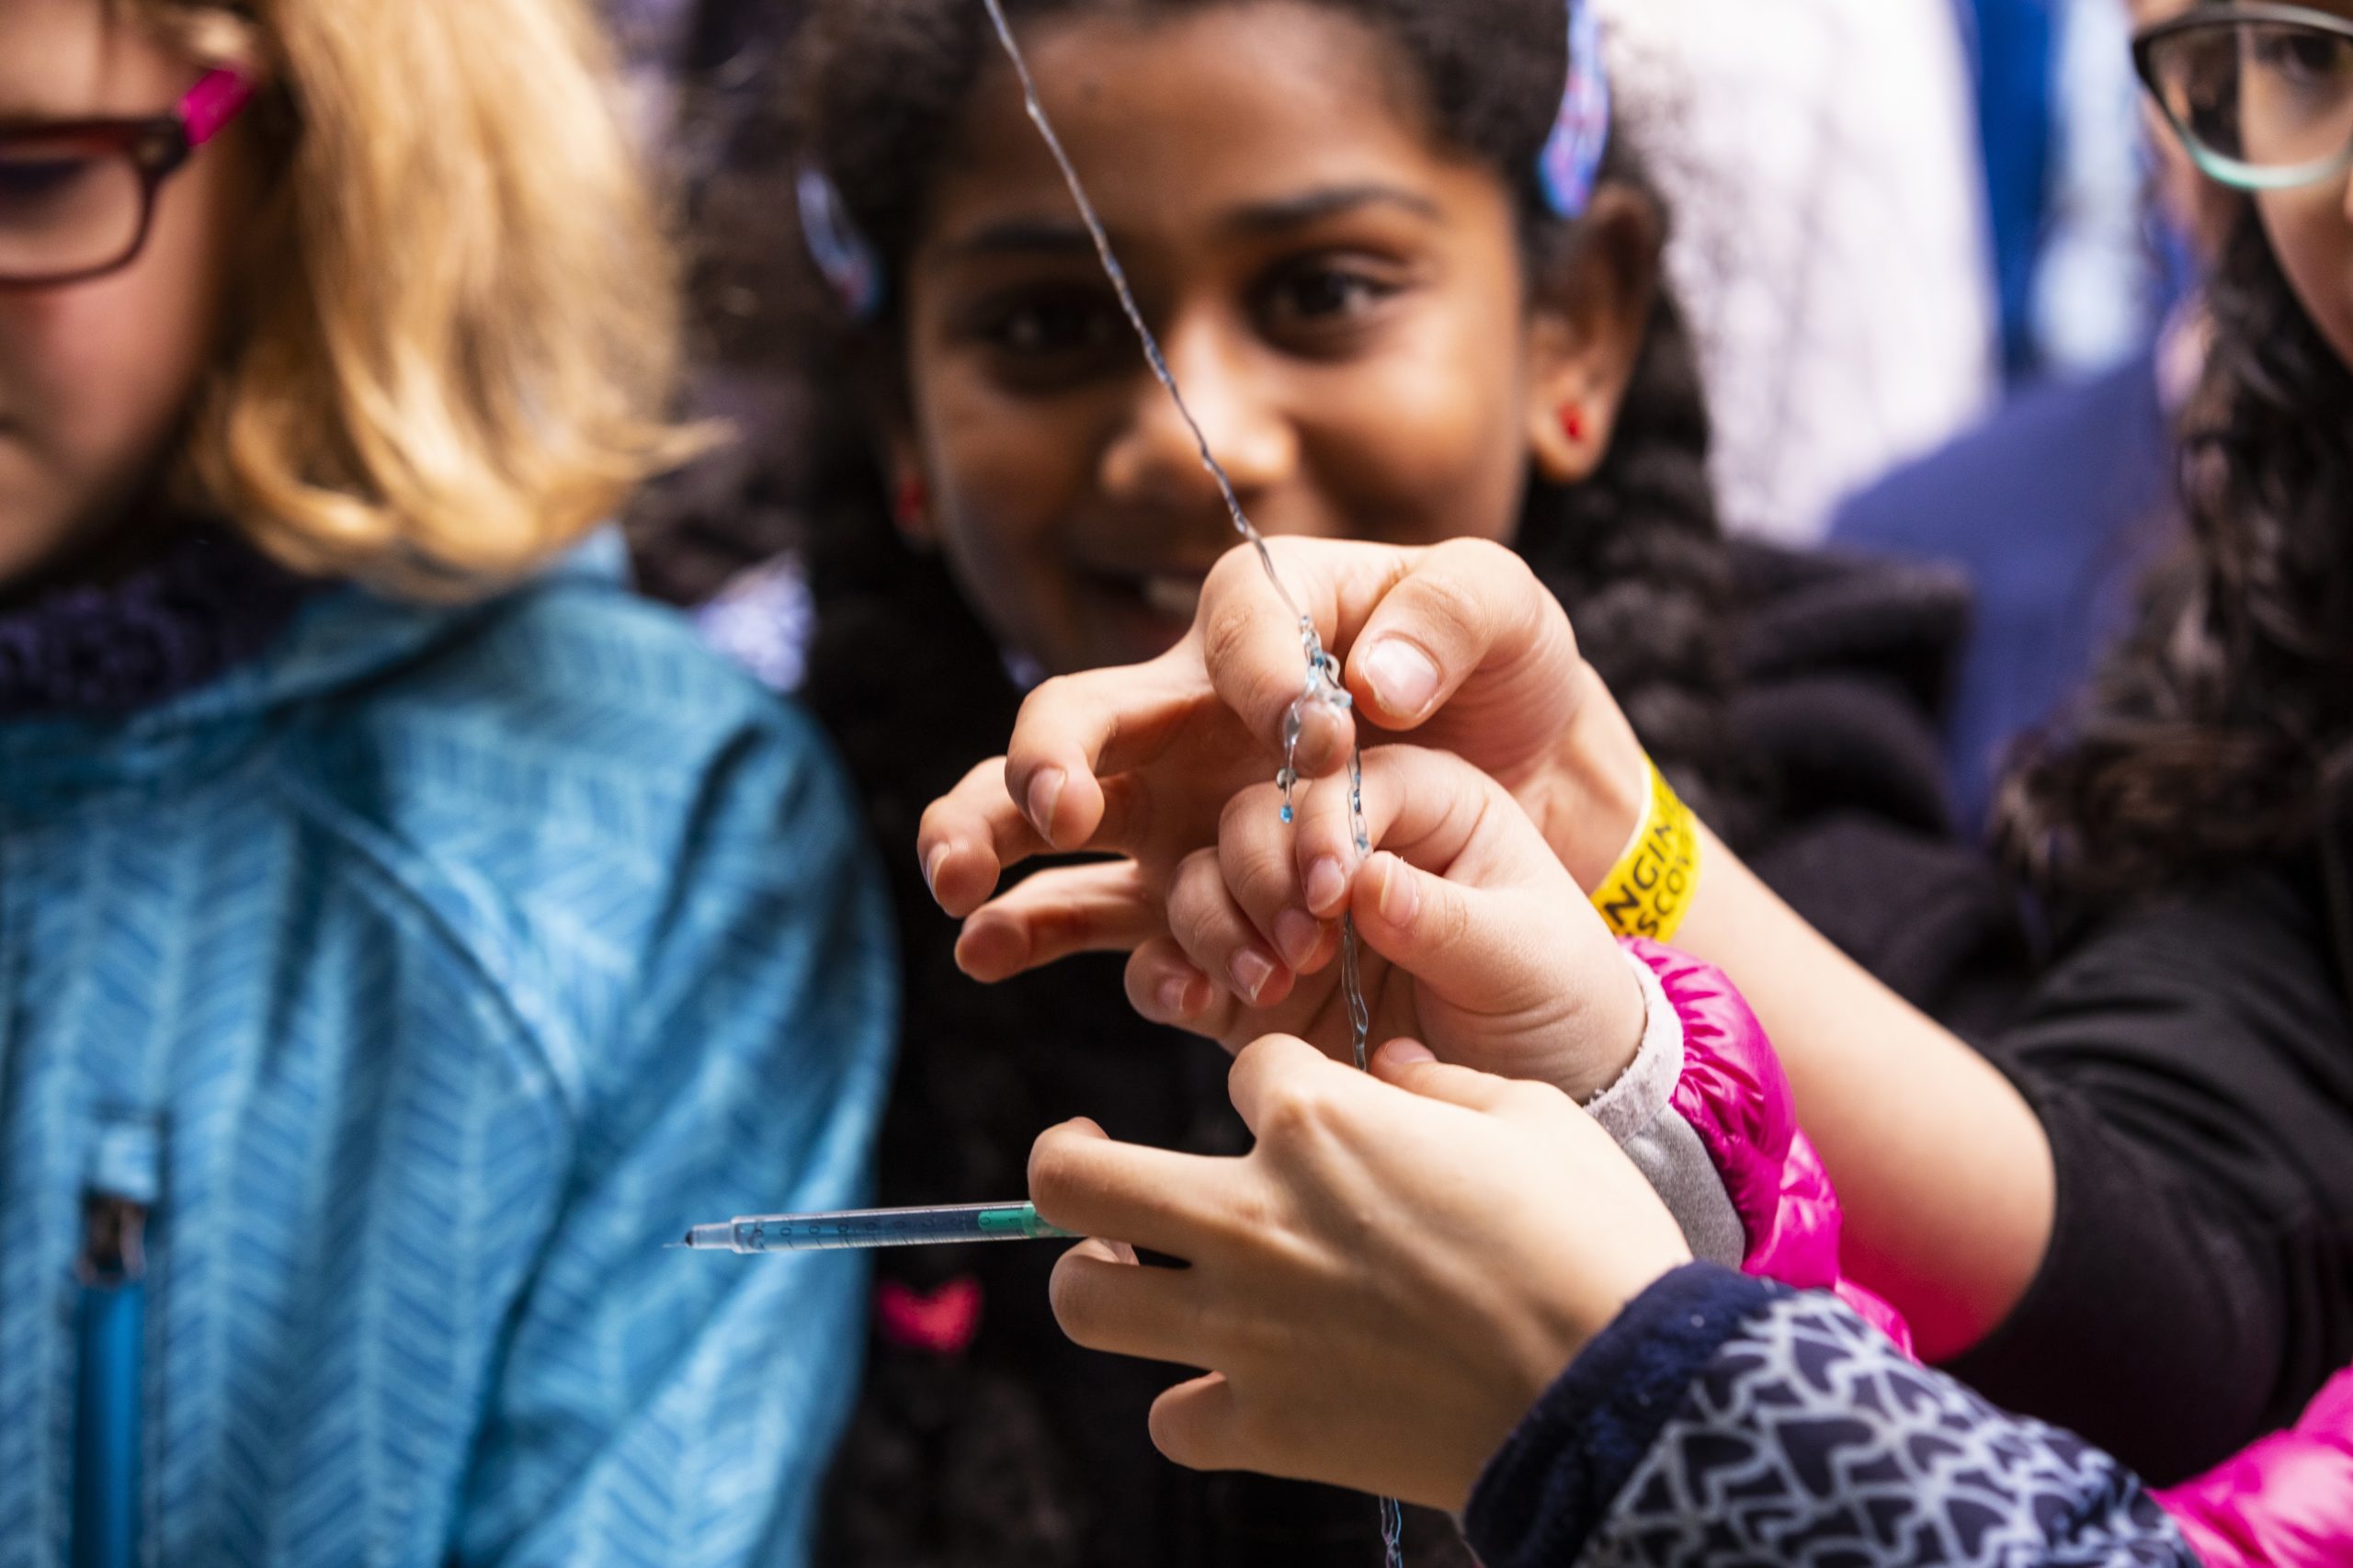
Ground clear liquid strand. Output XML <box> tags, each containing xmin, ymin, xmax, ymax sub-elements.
<box><xmin>978</xmin><ymin>0</ymin><xmax>1297</xmax><ymax>620</ymax></box>
<box><xmin>976</xmin><ymin>4</ymin><xmax>1393</xmax><ymax>1561</ymax></box>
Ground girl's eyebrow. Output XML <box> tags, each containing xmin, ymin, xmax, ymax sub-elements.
<box><xmin>942</xmin><ymin>217</ymin><xmax>1099</xmax><ymax>259</ymax></box>
<box><xmin>938</xmin><ymin>183</ymin><xmax>1444</xmax><ymax>262</ymax></box>
<box><xmin>1222</xmin><ymin>183</ymin><xmax>1444</xmax><ymax>235</ymax></box>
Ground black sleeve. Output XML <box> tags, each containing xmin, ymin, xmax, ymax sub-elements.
<box><xmin>1751</xmin><ymin>811</ymin><xmax>2034</xmax><ymax>1037</ymax></box>
<box><xmin>1945</xmin><ymin>867</ymin><xmax>2353</xmax><ymax>1485</ymax></box>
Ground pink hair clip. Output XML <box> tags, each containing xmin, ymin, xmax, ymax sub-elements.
<box><xmin>178</xmin><ymin>67</ymin><xmax>256</xmax><ymax>149</ymax></box>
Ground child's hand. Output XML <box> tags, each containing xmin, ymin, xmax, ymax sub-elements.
<box><xmin>1033</xmin><ymin>1034</ymin><xmax>1693</xmax><ymax>1515</ymax></box>
<box><xmin>920</xmin><ymin>535</ymin><xmax>1656</xmax><ymax>975</ymax></box>
<box><xmin>1096</xmin><ymin>744</ymin><xmax>1647</xmax><ymax>1104</ymax></box>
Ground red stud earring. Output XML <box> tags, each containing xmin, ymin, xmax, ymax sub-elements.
<box><xmin>892</xmin><ymin>474</ymin><xmax>929</xmax><ymax>529</ymax></box>
<box><xmin>1559</xmin><ymin>404</ymin><xmax>1587</xmax><ymax>444</ymax></box>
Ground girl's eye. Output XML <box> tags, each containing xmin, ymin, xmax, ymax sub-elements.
<box><xmin>1263</xmin><ymin>266</ymin><xmax>1393</xmax><ymax>326</ymax></box>
<box><xmin>2253</xmin><ymin>26</ymin><xmax>2353</xmax><ymax>88</ymax></box>
<box><xmin>984</xmin><ymin>292</ymin><xmax>1122</xmax><ymax>358</ymax></box>
<box><xmin>0</xmin><ymin>153</ymin><xmax>102</xmax><ymax>214</ymax></box>
<box><xmin>1254</xmin><ymin>258</ymin><xmax>1412</xmax><ymax>353</ymax></box>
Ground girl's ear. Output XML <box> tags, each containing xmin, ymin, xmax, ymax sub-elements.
<box><xmin>1524</xmin><ymin>183</ymin><xmax>1665</xmax><ymax>486</ymax></box>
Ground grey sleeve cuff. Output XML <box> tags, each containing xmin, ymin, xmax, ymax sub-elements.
<box><xmin>1580</xmin><ymin>948</ymin><xmax>1746</xmax><ymax>1269</ymax></box>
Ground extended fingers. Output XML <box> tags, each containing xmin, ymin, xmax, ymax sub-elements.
<box><xmin>1220</xmin><ymin>784</ymin><xmax>1341</xmax><ymax>973</ymax></box>
<box><xmin>1029</xmin><ymin>1117</ymin><xmax>1237</xmax><ymax>1259</ymax></box>
<box><xmin>1125</xmin><ymin>937</ymin><xmax>1215</xmax><ymax>1029</ymax></box>
<box><xmin>918</xmin><ymin>757</ymin><xmax>1047</xmax><ymax>918</ymax></box>
<box><xmin>1051</xmin><ymin>1246</ymin><xmax>1210</xmax><ymax>1366</ymax></box>
<box><xmin>1165</xmin><ymin>846</ymin><xmax>1296</xmax><ymax>1011</ymax></box>
<box><xmin>1003</xmin><ymin>658</ymin><xmax>1225</xmax><ymax>851</ymax></box>
<box><xmin>955</xmin><ymin>860</ymin><xmax>1164</xmax><ymax>983</ymax></box>
<box><xmin>1148</xmin><ymin>1373</ymin><xmax>1254</xmax><ymax>1476</ymax></box>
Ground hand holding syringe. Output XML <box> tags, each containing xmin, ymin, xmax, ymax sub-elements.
<box><xmin>676</xmin><ymin>1201</ymin><xmax>1075</xmax><ymax>1254</ymax></box>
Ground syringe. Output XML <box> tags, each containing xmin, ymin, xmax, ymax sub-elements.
<box><xmin>676</xmin><ymin>1202</ymin><xmax>1078</xmax><ymax>1254</ymax></box>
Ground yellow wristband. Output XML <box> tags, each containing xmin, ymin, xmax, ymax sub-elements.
<box><xmin>1589</xmin><ymin>757</ymin><xmax>1701</xmax><ymax>944</ymax></box>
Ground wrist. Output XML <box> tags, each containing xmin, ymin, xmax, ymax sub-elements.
<box><xmin>1549</xmin><ymin>944</ymin><xmax>1652</xmax><ymax>1104</ymax></box>
<box><xmin>1527</xmin><ymin>669</ymin><xmax>1650</xmax><ymax>890</ymax></box>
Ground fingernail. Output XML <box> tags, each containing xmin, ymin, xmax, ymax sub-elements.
<box><xmin>1157</xmin><ymin>972</ymin><xmax>1199</xmax><ymax>1018</ymax></box>
<box><xmin>923</xmin><ymin>843</ymin><xmax>950</xmax><ymax>897</ymax></box>
<box><xmin>1362</xmin><ymin>639</ymin><xmax>1440</xmax><ymax>718</ymax></box>
<box><xmin>1230</xmin><ymin>948</ymin><xmax>1279</xmax><ymax>1005</ymax></box>
<box><xmin>1379</xmin><ymin>1039</ymin><xmax>1438</xmax><ymax>1068</ymax></box>
<box><xmin>1274</xmin><ymin>908</ymin><xmax>1321</xmax><ymax>970</ymax></box>
<box><xmin>1305</xmin><ymin>857</ymin><xmax>1347</xmax><ymax>915</ymax></box>
<box><xmin>1375</xmin><ymin>854</ymin><xmax>1419</xmax><ymax>925</ymax></box>
<box><xmin>1027</xmin><ymin>768</ymin><xmax>1067</xmax><ymax>839</ymax></box>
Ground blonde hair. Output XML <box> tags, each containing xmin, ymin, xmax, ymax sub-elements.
<box><xmin>139</xmin><ymin>0</ymin><xmax>702</xmax><ymax>596</ymax></box>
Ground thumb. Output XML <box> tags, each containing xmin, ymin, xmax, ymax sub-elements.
<box><xmin>1370</xmin><ymin>1038</ymin><xmax>1530</xmax><ymax>1114</ymax></box>
<box><xmin>1350</xmin><ymin>850</ymin><xmax>1536</xmax><ymax>1002</ymax></box>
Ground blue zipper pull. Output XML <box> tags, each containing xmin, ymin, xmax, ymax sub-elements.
<box><xmin>72</xmin><ymin>1114</ymin><xmax>159</xmax><ymax>1568</ymax></box>
<box><xmin>74</xmin><ymin>1192</ymin><xmax>148</xmax><ymax>1568</ymax></box>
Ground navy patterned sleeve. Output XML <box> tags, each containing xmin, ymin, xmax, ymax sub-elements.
<box><xmin>1465</xmin><ymin>1264</ymin><xmax>2199</xmax><ymax>1568</ymax></box>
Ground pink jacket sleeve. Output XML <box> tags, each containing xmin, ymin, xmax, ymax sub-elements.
<box><xmin>1619</xmin><ymin>938</ymin><xmax>1912</xmax><ymax>1354</ymax></box>
<box><xmin>2154</xmin><ymin>1368</ymin><xmax>2353</xmax><ymax>1568</ymax></box>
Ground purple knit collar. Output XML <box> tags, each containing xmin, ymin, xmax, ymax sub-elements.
<box><xmin>0</xmin><ymin>529</ymin><xmax>310</xmax><ymax>720</ymax></box>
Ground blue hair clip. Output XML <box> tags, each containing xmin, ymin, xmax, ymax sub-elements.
<box><xmin>798</xmin><ymin>163</ymin><xmax>886</xmax><ymax>321</ymax></box>
<box><xmin>1539</xmin><ymin>0</ymin><xmax>1612</xmax><ymax>220</ymax></box>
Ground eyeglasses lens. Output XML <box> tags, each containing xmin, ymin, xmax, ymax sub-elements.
<box><xmin>0</xmin><ymin>136</ymin><xmax>144</xmax><ymax>285</ymax></box>
<box><xmin>2148</xmin><ymin>17</ymin><xmax>2353</xmax><ymax>187</ymax></box>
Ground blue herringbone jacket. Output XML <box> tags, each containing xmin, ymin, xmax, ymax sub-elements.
<box><xmin>0</xmin><ymin>542</ymin><xmax>895</xmax><ymax>1567</ymax></box>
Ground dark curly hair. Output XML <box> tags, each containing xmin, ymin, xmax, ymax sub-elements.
<box><xmin>783</xmin><ymin>3</ymin><xmax>1733</xmax><ymax>1563</ymax></box>
<box><xmin>1999</xmin><ymin>203</ymin><xmax>2353</xmax><ymax>909</ymax></box>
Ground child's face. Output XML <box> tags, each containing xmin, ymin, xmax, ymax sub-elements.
<box><xmin>898</xmin><ymin>3</ymin><xmax>1641</xmax><ymax>676</ymax></box>
<box><xmin>0</xmin><ymin>0</ymin><xmax>257</xmax><ymax>591</ymax></box>
<box><xmin>2251</xmin><ymin>1</ymin><xmax>2353</xmax><ymax>371</ymax></box>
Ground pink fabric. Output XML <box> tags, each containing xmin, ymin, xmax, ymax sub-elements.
<box><xmin>2155</xmin><ymin>1368</ymin><xmax>2353</xmax><ymax>1568</ymax></box>
<box><xmin>876</xmin><ymin>1276</ymin><xmax>985</xmax><ymax>1356</ymax></box>
<box><xmin>1625</xmin><ymin>938</ymin><xmax>1913</xmax><ymax>1357</ymax></box>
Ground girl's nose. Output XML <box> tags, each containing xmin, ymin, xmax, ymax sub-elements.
<box><xmin>1098</xmin><ymin>311</ymin><xmax>1297</xmax><ymax>512</ymax></box>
